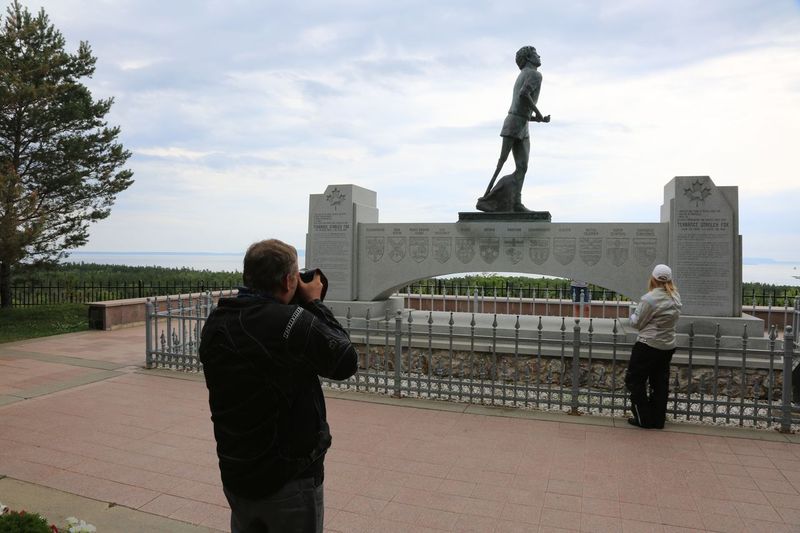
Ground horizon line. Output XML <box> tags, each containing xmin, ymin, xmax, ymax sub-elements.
<box><xmin>69</xmin><ymin>250</ymin><xmax>306</xmax><ymax>256</ymax></box>
<box><xmin>67</xmin><ymin>251</ymin><xmax>796</xmax><ymax>264</ymax></box>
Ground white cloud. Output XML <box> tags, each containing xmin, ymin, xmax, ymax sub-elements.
<box><xmin>118</xmin><ymin>57</ymin><xmax>166</xmax><ymax>71</ymax></box>
<box><xmin>136</xmin><ymin>147</ymin><xmax>217</xmax><ymax>160</ymax></box>
<box><xmin>32</xmin><ymin>0</ymin><xmax>798</xmax><ymax>277</ymax></box>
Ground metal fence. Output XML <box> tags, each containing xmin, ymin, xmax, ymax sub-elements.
<box><xmin>9</xmin><ymin>280</ymin><xmax>237</xmax><ymax>306</ymax></box>
<box><xmin>402</xmin><ymin>287</ymin><xmax>800</xmax><ymax>334</ymax></box>
<box><xmin>145</xmin><ymin>295</ymin><xmax>800</xmax><ymax>433</ymax></box>
<box><xmin>403</xmin><ymin>280</ymin><xmax>800</xmax><ymax>307</ymax></box>
<box><xmin>10</xmin><ymin>278</ymin><xmax>798</xmax><ymax>309</ymax></box>
<box><xmin>145</xmin><ymin>293</ymin><xmax>217</xmax><ymax>371</ymax></box>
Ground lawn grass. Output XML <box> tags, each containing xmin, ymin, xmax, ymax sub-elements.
<box><xmin>0</xmin><ymin>304</ymin><xmax>88</xmax><ymax>343</ymax></box>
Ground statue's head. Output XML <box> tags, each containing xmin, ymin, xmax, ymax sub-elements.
<box><xmin>515</xmin><ymin>46</ymin><xmax>540</xmax><ymax>69</ymax></box>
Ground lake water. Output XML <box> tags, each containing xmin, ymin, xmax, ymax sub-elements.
<box><xmin>65</xmin><ymin>252</ymin><xmax>800</xmax><ymax>286</ymax></box>
<box><xmin>67</xmin><ymin>252</ymin><xmax>249</xmax><ymax>272</ymax></box>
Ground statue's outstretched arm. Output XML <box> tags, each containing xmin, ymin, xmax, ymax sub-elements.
<box><xmin>518</xmin><ymin>91</ymin><xmax>547</xmax><ymax>122</ymax></box>
<box><xmin>528</xmin><ymin>102</ymin><xmax>545</xmax><ymax>122</ymax></box>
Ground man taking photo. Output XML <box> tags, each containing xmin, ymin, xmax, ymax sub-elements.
<box><xmin>199</xmin><ymin>238</ymin><xmax>358</xmax><ymax>532</ymax></box>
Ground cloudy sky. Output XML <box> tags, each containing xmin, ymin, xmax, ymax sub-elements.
<box><xmin>25</xmin><ymin>0</ymin><xmax>800</xmax><ymax>266</ymax></box>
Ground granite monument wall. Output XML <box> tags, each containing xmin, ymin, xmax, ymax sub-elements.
<box><xmin>306</xmin><ymin>177</ymin><xmax>743</xmax><ymax>318</ymax></box>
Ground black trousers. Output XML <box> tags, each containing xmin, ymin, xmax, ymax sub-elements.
<box><xmin>224</xmin><ymin>477</ymin><xmax>324</xmax><ymax>533</ymax></box>
<box><xmin>624</xmin><ymin>342</ymin><xmax>675</xmax><ymax>429</ymax></box>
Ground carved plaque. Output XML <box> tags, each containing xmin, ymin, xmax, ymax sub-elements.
<box><xmin>504</xmin><ymin>238</ymin><xmax>524</xmax><ymax>264</ymax></box>
<box><xmin>528</xmin><ymin>238</ymin><xmax>550</xmax><ymax>265</ymax></box>
<box><xmin>455</xmin><ymin>238</ymin><xmax>476</xmax><ymax>264</ymax></box>
<box><xmin>432</xmin><ymin>237</ymin><xmax>452</xmax><ymax>263</ymax></box>
<box><xmin>553</xmin><ymin>237</ymin><xmax>576</xmax><ymax>266</ymax></box>
<box><xmin>388</xmin><ymin>237</ymin><xmax>407</xmax><ymax>263</ymax></box>
<box><xmin>579</xmin><ymin>237</ymin><xmax>602</xmax><ymax>266</ymax></box>
<box><xmin>366</xmin><ymin>237</ymin><xmax>384</xmax><ymax>262</ymax></box>
<box><xmin>479</xmin><ymin>238</ymin><xmax>500</xmax><ymax>264</ymax></box>
<box><xmin>633</xmin><ymin>238</ymin><xmax>657</xmax><ymax>267</ymax></box>
<box><xmin>409</xmin><ymin>237</ymin><xmax>429</xmax><ymax>263</ymax></box>
<box><xmin>606</xmin><ymin>238</ymin><xmax>629</xmax><ymax>267</ymax></box>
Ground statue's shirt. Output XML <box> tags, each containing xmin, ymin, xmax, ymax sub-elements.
<box><xmin>500</xmin><ymin>66</ymin><xmax>543</xmax><ymax>140</ymax></box>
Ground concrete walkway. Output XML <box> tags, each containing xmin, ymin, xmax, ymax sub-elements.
<box><xmin>1</xmin><ymin>327</ymin><xmax>800</xmax><ymax>532</ymax></box>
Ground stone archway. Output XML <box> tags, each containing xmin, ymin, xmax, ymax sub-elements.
<box><xmin>305</xmin><ymin>178</ymin><xmax>742</xmax><ymax>318</ymax></box>
<box><xmin>356</xmin><ymin>222</ymin><xmax>667</xmax><ymax>301</ymax></box>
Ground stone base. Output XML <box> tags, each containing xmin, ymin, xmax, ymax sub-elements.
<box><xmin>324</xmin><ymin>296</ymin><xmax>404</xmax><ymax>320</ymax></box>
<box><xmin>676</xmin><ymin>313</ymin><xmax>765</xmax><ymax>337</ymax></box>
<box><xmin>458</xmin><ymin>211</ymin><xmax>551</xmax><ymax>222</ymax></box>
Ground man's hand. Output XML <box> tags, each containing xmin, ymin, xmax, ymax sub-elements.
<box><xmin>531</xmin><ymin>114</ymin><xmax>550</xmax><ymax>123</ymax></box>
<box><xmin>296</xmin><ymin>270</ymin><xmax>323</xmax><ymax>303</ymax></box>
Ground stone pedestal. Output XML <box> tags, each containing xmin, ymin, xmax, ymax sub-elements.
<box><xmin>324</xmin><ymin>297</ymin><xmax>405</xmax><ymax>320</ymax></box>
<box><xmin>458</xmin><ymin>211</ymin><xmax>552</xmax><ymax>222</ymax></box>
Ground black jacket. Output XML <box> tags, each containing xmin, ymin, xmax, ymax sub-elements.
<box><xmin>199</xmin><ymin>290</ymin><xmax>358</xmax><ymax>498</ymax></box>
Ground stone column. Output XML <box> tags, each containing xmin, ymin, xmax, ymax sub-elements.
<box><xmin>305</xmin><ymin>185</ymin><xmax>378</xmax><ymax>301</ymax></box>
<box><xmin>661</xmin><ymin>176</ymin><xmax>741</xmax><ymax>317</ymax></box>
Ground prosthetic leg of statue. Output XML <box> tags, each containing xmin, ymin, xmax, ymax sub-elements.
<box><xmin>511</xmin><ymin>138</ymin><xmax>531</xmax><ymax>212</ymax></box>
<box><xmin>477</xmin><ymin>137</ymin><xmax>533</xmax><ymax>213</ymax></box>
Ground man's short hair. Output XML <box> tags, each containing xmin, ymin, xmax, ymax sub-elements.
<box><xmin>243</xmin><ymin>239</ymin><xmax>297</xmax><ymax>293</ymax></box>
<box><xmin>516</xmin><ymin>46</ymin><xmax>535</xmax><ymax>69</ymax></box>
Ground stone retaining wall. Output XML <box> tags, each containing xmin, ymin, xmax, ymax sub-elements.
<box><xmin>354</xmin><ymin>345</ymin><xmax>785</xmax><ymax>401</ymax></box>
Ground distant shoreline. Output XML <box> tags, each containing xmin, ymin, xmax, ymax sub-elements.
<box><xmin>69</xmin><ymin>251</ymin><xmax>794</xmax><ymax>263</ymax></box>
<box><xmin>72</xmin><ymin>251</ymin><xmax>245</xmax><ymax>256</ymax></box>
<box><xmin>63</xmin><ymin>252</ymin><xmax>797</xmax><ymax>285</ymax></box>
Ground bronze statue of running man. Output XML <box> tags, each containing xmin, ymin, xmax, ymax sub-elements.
<box><xmin>477</xmin><ymin>46</ymin><xmax>550</xmax><ymax>213</ymax></box>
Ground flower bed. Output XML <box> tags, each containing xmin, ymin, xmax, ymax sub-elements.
<box><xmin>0</xmin><ymin>502</ymin><xmax>96</xmax><ymax>532</ymax></box>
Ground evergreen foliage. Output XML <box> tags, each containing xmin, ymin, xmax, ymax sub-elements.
<box><xmin>0</xmin><ymin>0</ymin><xmax>133</xmax><ymax>307</ymax></box>
<box><xmin>13</xmin><ymin>261</ymin><xmax>242</xmax><ymax>285</ymax></box>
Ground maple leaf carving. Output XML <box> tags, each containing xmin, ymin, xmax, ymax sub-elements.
<box><xmin>325</xmin><ymin>188</ymin><xmax>346</xmax><ymax>210</ymax></box>
<box><xmin>683</xmin><ymin>180</ymin><xmax>712</xmax><ymax>207</ymax></box>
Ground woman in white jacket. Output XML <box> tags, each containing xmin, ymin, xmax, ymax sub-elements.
<box><xmin>625</xmin><ymin>264</ymin><xmax>682</xmax><ymax>429</ymax></box>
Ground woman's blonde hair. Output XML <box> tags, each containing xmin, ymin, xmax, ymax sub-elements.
<box><xmin>649</xmin><ymin>276</ymin><xmax>678</xmax><ymax>297</ymax></box>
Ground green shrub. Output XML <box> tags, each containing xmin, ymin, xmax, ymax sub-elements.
<box><xmin>0</xmin><ymin>510</ymin><xmax>52</xmax><ymax>533</ymax></box>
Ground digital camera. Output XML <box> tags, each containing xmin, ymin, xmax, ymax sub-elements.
<box><xmin>294</xmin><ymin>268</ymin><xmax>329</xmax><ymax>302</ymax></box>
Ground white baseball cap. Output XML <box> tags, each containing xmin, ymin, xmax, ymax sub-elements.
<box><xmin>652</xmin><ymin>264</ymin><xmax>672</xmax><ymax>282</ymax></box>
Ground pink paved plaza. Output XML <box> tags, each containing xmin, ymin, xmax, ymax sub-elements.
<box><xmin>2</xmin><ymin>326</ymin><xmax>800</xmax><ymax>532</ymax></box>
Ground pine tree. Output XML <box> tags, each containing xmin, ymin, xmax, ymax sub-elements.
<box><xmin>0</xmin><ymin>0</ymin><xmax>133</xmax><ymax>307</ymax></box>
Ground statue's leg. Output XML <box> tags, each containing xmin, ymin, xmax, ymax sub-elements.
<box><xmin>485</xmin><ymin>137</ymin><xmax>515</xmax><ymax>196</ymax></box>
<box><xmin>511</xmin><ymin>138</ymin><xmax>531</xmax><ymax>212</ymax></box>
